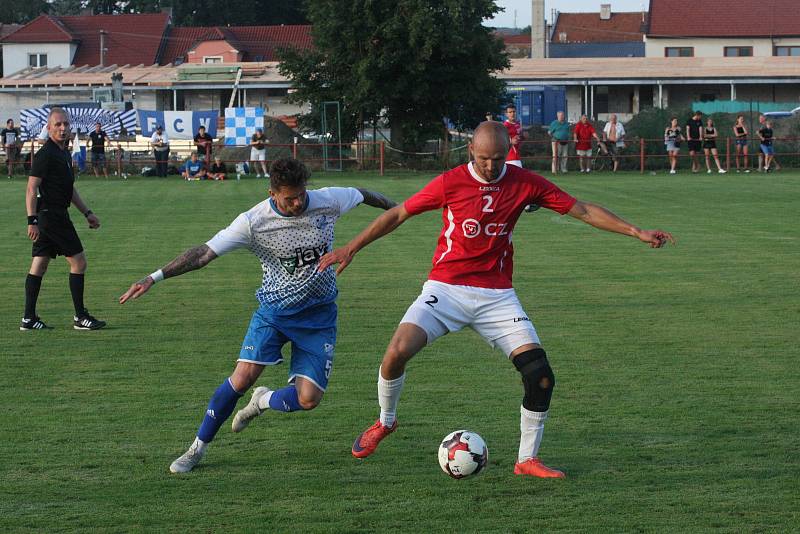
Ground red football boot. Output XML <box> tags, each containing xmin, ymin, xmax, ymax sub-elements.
<box><xmin>352</xmin><ymin>419</ymin><xmax>397</xmax><ymax>458</ymax></box>
<box><xmin>513</xmin><ymin>458</ymin><xmax>566</xmax><ymax>478</ymax></box>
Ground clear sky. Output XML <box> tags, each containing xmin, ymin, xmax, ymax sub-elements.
<box><xmin>488</xmin><ymin>0</ymin><xmax>648</xmax><ymax>27</ymax></box>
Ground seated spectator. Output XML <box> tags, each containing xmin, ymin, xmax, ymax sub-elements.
<box><xmin>183</xmin><ymin>152</ymin><xmax>207</xmax><ymax>180</ymax></box>
<box><xmin>194</xmin><ymin>126</ymin><xmax>214</xmax><ymax>161</ymax></box>
<box><xmin>209</xmin><ymin>156</ymin><xmax>227</xmax><ymax>180</ymax></box>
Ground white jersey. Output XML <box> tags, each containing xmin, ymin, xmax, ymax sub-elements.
<box><xmin>206</xmin><ymin>187</ymin><xmax>364</xmax><ymax>315</ymax></box>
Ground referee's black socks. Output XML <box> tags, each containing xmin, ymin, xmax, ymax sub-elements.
<box><xmin>24</xmin><ymin>274</ymin><xmax>43</xmax><ymax>319</ymax></box>
<box><xmin>69</xmin><ymin>273</ymin><xmax>85</xmax><ymax>316</ymax></box>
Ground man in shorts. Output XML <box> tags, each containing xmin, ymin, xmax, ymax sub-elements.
<box><xmin>22</xmin><ymin>108</ymin><xmax>106</xmax><ymax>331</ymax></box>
<box><xmin>119</xmin><ymin>158</ymin><xmax>396</xmax><ymax>473</ymax></box>
<box><xmin>602</xmin><ymin>114</ymin><xmax>625</xmax><ymax>172</ymax></box>
<box><xmin>573</xmin><ymin>115</ymin><xmax>600</xmax><ymax>173</ymax></box>
<box><xmin>685</xmin><ymin>111</ymin><xmax>703</xmax><ymax>173</ymax></box>
<box><xmin>250</xmin><ymin>128</ymin><xmax>269</xmax><ymax>178</ymax></box>
<box><xmin>2</xmin><ymin>118</ymin><xmax>22</xmax><ymax>178</ymax></box>
<box><xmin>319</xmin><ymin>122</ymin><xmax>674</xmax><ymax>478</ymax></box>
<box><xmin>87</xmin><ymin>122</ymin><xmax>109</xmax><ymax>178</ymax></box>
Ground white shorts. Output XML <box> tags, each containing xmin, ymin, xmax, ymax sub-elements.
<box><xmin>250</xmin><ymin>148</ymin><xmax>266</xmax><ymax>161</ymax></box>
<box><xmin>576</xmin><ymin>149</ymin><xmax>592</xmax><ymax>157</ymax></box>
<box><xmin>506</xmin><ymin>160</ymin><xmax>523</xmax><ymax>168</ymax></box>
<box><xmin>400</xmin><ymin>280</ymin><xmax>540</xmax><ymax>357</ymax></box>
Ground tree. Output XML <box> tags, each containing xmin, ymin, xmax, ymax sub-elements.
<box><xmin>49</xmin><ymin>0</ymin><xmax>86</xmax><ymax>16</ymax></box>
<box><xmin>1</xmin><ymin>0</ymin><xmax>51</xmax><ymax>23</ymax></box>
<box><xmin>278</xmin><ymin>0</ymin><xmax>509</xmax><ymax>149</ymax></box>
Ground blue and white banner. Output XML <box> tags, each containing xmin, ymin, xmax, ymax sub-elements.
<box><xmin>20</xmin><ymin>107</ymin><xmax>137</xmax><ymax>140</ymax></box>
<box><xmin>225</xmin><ymin>107</ymin><xmax>265</xmax><ymax>146</ymax></box>
<box><xmin>137</xmin><ymin>110</ymin><xmax>219</xmax><ymax>140</ymax></box>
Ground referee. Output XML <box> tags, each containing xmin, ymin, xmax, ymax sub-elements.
<box><xmin>22</xmin><ymin>108</ymin><xmax>106</xmax><ymax>331</ymax></box>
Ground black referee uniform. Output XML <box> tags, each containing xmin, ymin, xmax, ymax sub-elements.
<box><xmin>22</xmin><ymin>137</ymin><xmax>106</xmax><ymax>330</ymax></box>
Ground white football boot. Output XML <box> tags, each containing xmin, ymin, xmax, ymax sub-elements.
<box><xmin>231</xmin><ymin>387</ymin><xmax>271</xmax><ymax>433</ymax></box>
<box><xmin>169</xmin><ymin>440</ymin><xmax>206</xmax><ymax>474</ymax></box>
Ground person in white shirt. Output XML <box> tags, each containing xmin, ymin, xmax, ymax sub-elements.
<box><xmin>150</xmin><ymin>125</ymin><xmax>170</xmax><ymax>177</ymax></box>
<box><xmin>602</xmin><ymin>115</ymin><xmax>626</xmax><ymax>172</ymax></box>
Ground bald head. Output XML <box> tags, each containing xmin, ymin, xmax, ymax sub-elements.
<box><xmin>470</xmin><ymin>121</ymin><xmax>510</xmax><ymax>181</ymax></box>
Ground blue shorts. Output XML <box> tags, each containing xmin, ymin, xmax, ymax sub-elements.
<box><xmin>760</xmin><ymin>144</ymin><xmax>774</xmax><ymax>155</ymax></box>
<box><xmin>239</xmin><ymin>302</ymin><xmax>337</xmax><ymax>391</ymax></box>
<box><xmin>735</xmin><ymin>139</ymin><xmax>748</xmax><ymax>147</ymax></box>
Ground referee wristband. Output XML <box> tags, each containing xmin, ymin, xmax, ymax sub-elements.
<box><xmin>149</xmin><ymin>269</ymin><xmax>164</xmax><ymax>283</ymax></box>
<box><xmin>84</xmin><ymin>210</ymin><xmax>93</xmax><ymax>218</ymax></box>
<box><xmin>27</xmin><ymin>215</ymin><xmax>38</xmax><ymax>225</ymax></box>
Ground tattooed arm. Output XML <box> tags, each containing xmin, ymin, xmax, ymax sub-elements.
<box><xmin>119</xmin><ymin>244</ymin><xmax>218</xmax><ymax>303</ymax></box>
<box><xmin>357</xmin><ymin>188</ymin><xmax>397</xmax><ymax>211</ymax></box>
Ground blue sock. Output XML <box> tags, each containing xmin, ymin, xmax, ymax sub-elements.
<box><xmin>197</xmin><ymin>378</ymin><xmax>243</xmax><ymax>443</ymax></box>
<box><xmin>267</xmin><ymin>385</ymin><xmax>304</xmax><ymax>412</ymax></box>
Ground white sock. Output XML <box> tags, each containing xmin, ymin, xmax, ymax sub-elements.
<box><xmin>518</xmin><ymin>406</ymin><xmax>548</xmax><ymax>462</ymax></box>
<box><xmin>192</xmin><ymin>436</ymin><xmax>208</xmax><ymax>455</ymax></box>
<box><xmin>257</xmin><ymin>390</ymin><xmax>274</xmax><ymax>411</ymax></box>
<box><xmin>378</xmin><ymin>367</ymin><xmax>405</xmax><ymax>427</ymax></box>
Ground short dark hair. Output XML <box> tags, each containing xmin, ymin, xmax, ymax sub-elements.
<box><xmin>198</xmin><ymin>125</ymin><xmax>205</xmax><ymax>130</ymax></box>
<box><xmin>269</xmin><ymin>158</ymin><xmax>309</xmax><ymax>190</ymax></box>
<box><xmin>506</xmin><ymin>103</ymin><xmax>516</xmax><ymax>110</ymax></box>
<box><xmin>6</xmin><ymin>118</ymin><xmax>12</xmax><ymax>125</ymax></box>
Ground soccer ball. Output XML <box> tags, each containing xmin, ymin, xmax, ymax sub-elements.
<box><xmin>437</xmin><ymin>430</ymin><xmax>488</xmax><ymax>479</ymax></box>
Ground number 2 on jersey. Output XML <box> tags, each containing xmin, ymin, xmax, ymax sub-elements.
<box><xmin>482</xmin><ymin>195</ymin><xmax>494</xmax><ymax>213</ymax></box>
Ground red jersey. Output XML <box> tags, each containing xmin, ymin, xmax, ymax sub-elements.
<box><xmin>504</xmin><ymin>120</ymin><xmax>522</xmax><ymax>161</ymax></box>
<box><xmin>573</xmin><ymin>122</ymin><xmax>596</xmax><ymax>151</ymax></box>
<box><xmin>403</xmin><ymin>163</ymin><xmax>577</xmax><ymax>289</ymax></box>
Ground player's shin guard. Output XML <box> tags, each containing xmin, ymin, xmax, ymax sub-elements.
<box><xmin>378</xmin><ymin>367</ymin><xmax>405</xmax><ymax>427</ymax></box>
<box><xmin>513</xmin><ymin>348</ymin><xmax>555</xmax><ymax>461</ymax></box>
<box><xmin>68</xmin><ymin>273</ymin><xmax>85</xmax><ymax>316</ymax></box>
<box><xmin>518</xmin><ymin>406</ymin><xmax>548</xmax><ymax>462</ymax></box>
<box><xmin>197</xmin><ymin>378</ymin><xmax>243</xmax><ymax>443</ymax></box>
<box><xmin>24</xmin><ymin>274</ymin><xmax>43</xmax><ymax>318</ymax></box>
<box><xmin>267</xmin><ymin>386</ymin><xmax>304</xmax><ymax>412</ymax></box>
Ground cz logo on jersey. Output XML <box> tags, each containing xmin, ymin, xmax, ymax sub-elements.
<box><xmin>462</xmin><ymin>218</ymin><xmax>509</xmax><ymax>238</ymax></box>
<box><xmin>280</xmin><ymin>244</ymin><xmax>328</xmax><ymax>274</ymax></box>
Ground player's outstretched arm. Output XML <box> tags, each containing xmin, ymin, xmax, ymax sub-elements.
<box><xmin>119</xmin><ymin>244</ymin><xmax>218</xmax><ymax>304</ymax></box>
<box><xmin>318</xmin><ymin>205</ymin><xmax>412</xmax><ymax>275</ymax></box>
<box><xmin>567</xmin><ymin>200</ymin><xmax>675</xmax><ymax>248</ymax></box>
<box><xmin>356</xmin><ymin>188</ymin><xmax>397</xmax><ymax>210</ymax></box>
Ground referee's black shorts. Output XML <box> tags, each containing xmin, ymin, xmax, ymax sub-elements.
<box><xmin>32</xmin><ymin>208</ymin><xmax>84</xmax><ymax>258</ymax></box>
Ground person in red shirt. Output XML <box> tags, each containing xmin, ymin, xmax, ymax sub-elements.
<box><xmin>573</xmin><ymin>114</ymin><xmax>600</xmax><ymax>173</ymax></box>
<box><xmin>503</xmin><ymin>103</ymin><xmax>525</xmax><ymax>167</ymax></box>
<box><xmin>319</xmin><ymin>122</ymin><xmax>674</xmax><ymax>479</ymax></box>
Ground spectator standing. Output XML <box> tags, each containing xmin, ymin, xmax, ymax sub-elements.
<box><xmin>194</xmin><ymin>126</ymin><xmax>214</xmax><ymax>161</ymax></box>
<box><xmin>758</xmin><ymin>119</ymin><xmax>775</xmax><ymax>172</ymax></box>
<box><xmin>757</xmin><ymin>114</ymin><xmax>781</xmax><ymax>172</ymax></box>
<box><xmin>504</xmin><ymin>104</ymin><xmax>526</xmax><ymax>168</ymax></box>
<box><xmin>183</xmin><ymin>152</ymin><xmax>207</xmax><ymax>180</ymax></box>
<box><xmin>150</xmin><ymin>126</ymin><xmax>170</xmax><ymax>177</ymax></box>
<box><xmin>548</xmin><ymin>111</ymin><xmax>570</xmax><ymax>174</ymax></box>
<box><xmin>664</xmin><ymin>117</ymin><xmax>684</xmax><ymax>175</ymax></box>
<box><xmin>702</xmin><ymin>118</ymin><xmax>726</xmax><ymax>174</ymax></box>
<box><xmin>87</xmin><ymin>122</ymin><xmax>109</xmax><ymax>179</ymax></box>
<box><xmin>70</xmin><ymin>129</ymin><xmax>83</xmax><ymax>176</ymax></box>
<box><xmin>733</xmin><ymin>115</ymin><xmax>750</xmax><ymax>173</ymax></box>
<box><xmin>685</xmin><ymin>111</ymin><xmax>703</xmax><ymax>173</ymax></box>
<box><xmin>209</xmin><ymin>156</ymin><xmax>227</xmax><ymax>180</ymax></box>
<box><xmin>573</xmin><ymin>115</ymin><xmax>600</xmax><ymax>173</ymax></box>
<box><xmin>2</xmin><ymin>118</ymin><xmax>22</xmax><ymax>178</ymax></box>
<box><xmin>114</xmin><ymin>143</ymin><xmax>127</xmax><ymax>179</ymax></box>
<box><xmin>250</xmin><ymin>128</ymin><xmax>269</xmax><ymax>178</ymax></box>
<box><xmin>602</xmin><ymin>114</ymin><xmax>625</xmax><ymax>172</ymax></box>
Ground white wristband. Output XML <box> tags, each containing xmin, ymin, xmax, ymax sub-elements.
<box><xmin>149</xmin><ymin>269</ymin><xmax>164</xmax><ymax>283</ymax></box>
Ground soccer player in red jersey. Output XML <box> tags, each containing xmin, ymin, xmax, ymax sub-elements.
<box><xmin>319</xmin><ymin>122</ymin><xmax>674</xmax><ymax>478</ymax></box>
<box><xmin>503</xmin><ymin>103</ymin><xmax>524</xmax><ymax>168</ymax></box>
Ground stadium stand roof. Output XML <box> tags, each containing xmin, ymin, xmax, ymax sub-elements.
<box><xmin>161</xmin><ymin>25</ymin><xmax>313</xmax><ymax>64</ymax></box>
<box><xmin>0</xmin><ymin>13</ymin><xmax>171</xmax><ymax>66</ymax></box>
<box><xmin>647</xmin><ymin>0</ymin><xmax>800</xmax><ymax>37</ymax></box>
<box><xmin>552</xmin><ymin>12</ymin><xmax>647</xmax><ymax>43</ymax></box>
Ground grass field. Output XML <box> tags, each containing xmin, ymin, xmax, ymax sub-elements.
<box><xmin>1</xmin><ymin>169</ymin><xmax>798</xmax><ymax>532</ymax></box>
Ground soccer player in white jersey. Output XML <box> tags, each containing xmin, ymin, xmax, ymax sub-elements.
<box><xmin>319</xmin><ymin>122</ymin><xmax>674</xmax><ymax>478</ymax></box>
<box><xmin>119</xmin><ymin>158</ymin><xmax>395</xmax><ymax>473</ymax></box>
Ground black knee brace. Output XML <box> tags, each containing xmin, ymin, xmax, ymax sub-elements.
<box><xmin>512</xmin><ymin>348</ymin><xmax>555</xmax><ymax>412</ymax></box>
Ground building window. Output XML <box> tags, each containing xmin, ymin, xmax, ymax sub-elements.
<box><xmin>665</xmin><ymin>47</ymin><xmax>693</xmax><ymax>57</ymax></box>
<box><xmin>595</xmin><ymin>86</ymin><xmax>609</xmax><ymax>115</ymax></box>
<box><xmin>774</xmin><ymin>46</ymin><xmax>800</xmax><ymax>56</ymax></box>
<box><xmin>724</xmin><ymin>46</ymin><xmax>753</xmax><ymax>57</ymax></box>
<box><xmin>203</xmin><ymin>56</ymin><xmax>223</xmax><ymax>64</ymax></box>
<box><xmin>28</xmin><ymin>53</ymin><xmax>47</xmax><ymax>67</ymax></box>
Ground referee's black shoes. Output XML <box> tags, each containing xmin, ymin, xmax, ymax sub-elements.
<box><xmin>73</xmin><ymin>310</ymin><xmax>107</xmax><ymax>331</ymax></box>
<box><xmin>20</xmin><ymin>316</ymin><xmax>53</xmax><ymax>331</ymax></box>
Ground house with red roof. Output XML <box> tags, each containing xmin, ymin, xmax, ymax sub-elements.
<box><xmin>549</xmin><ymin>5</ymin><xmax>647</xmax><ymax>58</ymax></box>
<box><xmin>645</xmin><ymin>0</ymin><xmax>800</xmax><ymax>57</ymax></box>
